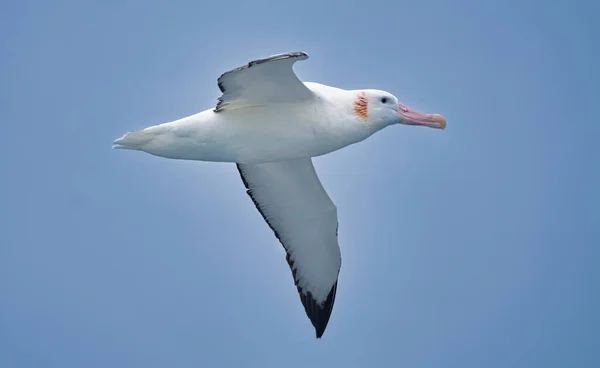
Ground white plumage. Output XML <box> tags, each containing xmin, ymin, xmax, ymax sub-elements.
<box><xmin>113</xmin><ymin>51</ymin><xmax>446</xmax><ymax>338</ymax></box>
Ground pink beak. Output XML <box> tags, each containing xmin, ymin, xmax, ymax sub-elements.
<box><xmin>398</xmin><ymin>102</ymin><xmax>446</xmax><ymax>129</ymax></box>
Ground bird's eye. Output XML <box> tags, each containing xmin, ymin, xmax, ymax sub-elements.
<box><xmin>381</xmin><ymin>97</ymin><xmax>388</xmax><ymax>104</ymax></box>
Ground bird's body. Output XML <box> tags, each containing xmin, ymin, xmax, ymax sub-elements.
<box><xmin>114</xmin><ymin>82</ymin><xmax>386</xmax><ymax>164</ymax></box>
<box><xmin>113</xmin><ymin>52</ymin><xmax>446</xmax><ymax>338</ymax></box>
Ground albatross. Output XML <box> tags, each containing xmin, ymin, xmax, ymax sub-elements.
<box><xmin>113</xmin><ymin>51</ymin><xmax>446</xmax><ymax>338</ymax></box>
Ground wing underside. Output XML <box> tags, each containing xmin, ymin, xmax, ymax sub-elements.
<box><xmin>236</xmin><ymin>158</ymin><xmax>341</xmax><ymax>338</ymax></box>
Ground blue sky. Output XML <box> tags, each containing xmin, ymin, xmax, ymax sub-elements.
<box><xmin>1</xmin><ymin>0</ymin><xmax>598</xmax><ymax>367</ymax></box>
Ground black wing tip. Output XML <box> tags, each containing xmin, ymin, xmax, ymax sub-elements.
<box><xmin>299</xmin><ymin>281</ymin><xmax>338</xmax><ymax>339</ymax></box>
<box><xmin>315</xmin><ymin>320</ymin><xmax>327</xmax><ymax>338</ymax></box>
<box><xmin>236</xmin><ymin>163</ymin><xmax>339</xmax><ymax>339</ymax></box>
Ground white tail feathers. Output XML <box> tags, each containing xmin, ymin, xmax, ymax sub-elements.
<box><xmin>112</xmin><ymin>129</ymin><xmax>155</xmax><ymax>150</ymax></box>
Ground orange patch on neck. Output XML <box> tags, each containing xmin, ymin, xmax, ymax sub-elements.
<box><xmin>354</xmin><ymin>92</ymin><xmax>368</xmax><ymax>120</ymax></box>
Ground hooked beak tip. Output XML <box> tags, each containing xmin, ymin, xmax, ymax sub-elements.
<box><xmin>432</xmin><ymin>114</ymin><xmax>446</xmax><ymax>130</ymax></box>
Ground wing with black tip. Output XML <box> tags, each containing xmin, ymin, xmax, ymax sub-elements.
<box><xmin>236</xmin><ymin>158</ymin><xmax>341</xmax><ymax>338</ymax></box>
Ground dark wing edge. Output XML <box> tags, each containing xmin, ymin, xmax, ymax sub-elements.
<box><xmin>236</xmin><ymin>163</ymin><xmax>338</xmax><ymax>339</ymax></box>
<box><xmin>214</xmin><ymin>52</ymin><xmax>310</xmax><ymax>113</ymax></box>
<box><xmin>217</xmin><ymin>51</ymin><xmax>309</xmax><ymax>93</ymax></box>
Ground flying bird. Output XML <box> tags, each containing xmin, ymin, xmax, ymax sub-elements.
<box><xmin>113</xmin><ymin>51</ymin><xmax>446</xmax><ymax>338</ymax></box>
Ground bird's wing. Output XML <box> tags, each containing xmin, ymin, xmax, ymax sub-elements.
<box><xmin>215</xmin><ymin>52</ymin><xmax>315</xmax><ymax>112</ymax></box>
<box><xmin>236</xmin><ymin>158</ymin><xmax>341</xmax><ymax>338</ymax></box>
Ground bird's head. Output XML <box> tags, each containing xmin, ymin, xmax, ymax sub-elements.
<box><xmin>354</xmin><ymin>89</ymin><xmax>446</xmax><ymax>130</ymax></box>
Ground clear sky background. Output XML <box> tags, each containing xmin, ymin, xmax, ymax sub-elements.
<box><xmin>1</xmin><ymin>0</ymin><xmax>598</xmax><ymax>367</ymax></box>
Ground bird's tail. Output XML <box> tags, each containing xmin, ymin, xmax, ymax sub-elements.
<box><xmin>112</xmin><ymin>129</ymin><xmax>155</xmax><ymax>150</ymax></box>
